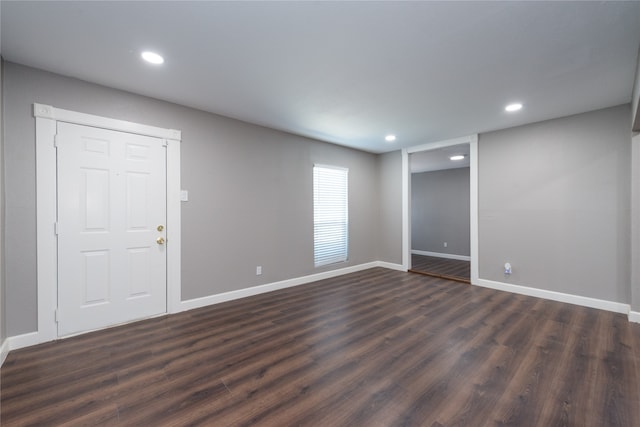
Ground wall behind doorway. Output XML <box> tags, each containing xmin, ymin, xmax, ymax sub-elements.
<box><xmin>411</xmin><ymin>167</ymin><xmax>470</xmax><ymax>257</ymax></box>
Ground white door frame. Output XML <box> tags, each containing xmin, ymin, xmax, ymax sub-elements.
<box><xmin>401</xmin><ymin>134</ymin><xmax>479</xmax><ymax>284</ymax></box>
<box><xmin>631</xmin><ymin>133</ymin><xmax>640</xmax><ymax>322</ymax></box>
<box><xmin>35</xmin><ymin>103</ymin><xmax>182</xmax><ymax>343</ymax></box>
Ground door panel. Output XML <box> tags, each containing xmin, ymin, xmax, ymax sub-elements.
<box><xmin>57</xmin><ymin>122</ymin><xmax>167</xmax><ymax>337</ymax></box>
<box><xmin>82</xmin><ymin>250</ymin><xmax>110</xmax><ymax>304</ymax></box>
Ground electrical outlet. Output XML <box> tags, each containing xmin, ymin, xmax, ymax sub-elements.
<box><xmin>443</xmin><ymin>242</ymin><xmax>447</xmax><ymax>248</ymax></box>
<box><xmin>256</xmin><ymin>266</ymin><xmax>262</xmax><ymax>275</ymax></box>
<box><xmin>504</xmin><ymin>262</ymin><xmax>512</xmax><ymax>276</ymax></box>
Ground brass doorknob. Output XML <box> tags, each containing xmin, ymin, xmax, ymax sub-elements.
<box><xmin>156</xmin><ymin>237</ymin><xmax>165</xmax><ymax>245</ymax></box>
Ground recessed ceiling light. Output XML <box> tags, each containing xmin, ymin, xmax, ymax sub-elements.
<box><xmin>505</xmin><ymin>103</ymin><xmax>523</xmax><ymax>112</ymax></box>
<box><xmin>450</xmin><ymin>155</ymin><xmax>465</xmax><ymax>161</ymax></box>
<box><xmin>141</xmin><ymin>51</ymin><xmax>164</xmax><ymax>65</ymax></box>
<box><xmin>385</xmin><ymin>135</ymin><xmax>396</xmax><ymax>142</ymax></box>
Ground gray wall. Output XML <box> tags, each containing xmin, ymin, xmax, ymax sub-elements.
<box><xmin>479</xmin><ymin>104</ymin><xmax>631</xmax><ymax>303</ymax></box>
<box><xmin>412</xmin><ymin>167</ymin><xmax>470</xmax><ymax>256</ymax></box>
<box><xmin>3</xmin><ymin>62</ymin><xmax>380</xmax><ymax>336</ymax></box>
<box><xmin>377</xmin><ymin>151</ymin><xmax>402</xmax><ymax>264</ymax></box>
<box><xmin>1</xmin><ymin>62</ymin><xmax>636</xmax><ymax>339</ymax></box>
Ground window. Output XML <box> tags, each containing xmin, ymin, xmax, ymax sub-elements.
<box><xmin>313</xmin><ymin>165</ymin><xmax>348</xmax><ymax>267</ymax></box>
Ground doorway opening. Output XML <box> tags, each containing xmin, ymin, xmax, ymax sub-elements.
<box><xmin>409</xmin><ymin>144</ymin><xmax>471</xmax><ymax>283</ymax></box>
<box><xmin>401</xmin><ymin>135</ymin><xmax>478</xmax><ymax>284</ymax></box>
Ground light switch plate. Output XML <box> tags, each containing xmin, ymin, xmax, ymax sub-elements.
<box><xmin>180</xmin><ymin>190</ymin><xmax>189</xmax><ymax>202</ymax></box>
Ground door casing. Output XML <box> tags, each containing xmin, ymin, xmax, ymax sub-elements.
<box><xmin>35</xmin><ymin>103</ymin><xmax>182</xmax><ymax>342</ymax></box>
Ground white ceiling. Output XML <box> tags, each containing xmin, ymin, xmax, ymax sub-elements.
<box><xmin>2</xmin><ymin>1</ymin><xmax>640</xmax><ymax>153</ymax></box>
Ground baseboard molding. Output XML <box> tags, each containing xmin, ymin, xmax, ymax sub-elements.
<box><xmin>3</xmin><ymin>261</ymin><xmax>399</xmax><ymax>356</ymax></box>
<box><xmin>0</xmin><ymin>338</ymin><xmax>9</xmax><ymax>367</ymax></box>
<box><xmin>5</xmin><ymin>313</ymin><xmax>173</xmax><ymax>358</ymax></box>
<box><xmin>7</xmin><ymin>331</ymin><xmax>47</xmax><ymax>352</ymax></box>
<box><xmin>1</xmin><ymin>330</ymin><xmax>49</xmax><ymax>365</ymax></box>
<box><xmin>181</xmin><ymin>261</ymin><xmax>380</xmax><ymax>312</ymax></box>
<box><xmin>476</xmin><ymin>278</ymin><xmax>630</xmax><ymax>315</ymax></box>
<box><xmin>376</xmin><ymin>261</ymin><xmax>406</xmax><ymax>271</ymax></box>
<box><xmin>5</xmin><ymin>264</ymin><xmax>634</xmax><ymax>360</ymax></box>
<box><xmin>411</xmin><ymin>250</ymin><xmax>471</xmax><ymax>262</ymax></box>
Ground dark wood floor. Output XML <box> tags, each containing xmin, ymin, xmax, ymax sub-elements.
<box><xmin>410</xmin><ymin>254</ymin><xmax>471</xmax><ymax>283</ymax></box>
<box><xmin>2</xmin><ymin>268</ymin><xmax>639</xmax><ymax>426</ymax></box>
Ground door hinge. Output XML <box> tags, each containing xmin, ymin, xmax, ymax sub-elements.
<box><xmin>54</xmin><ymin>134</ymin><xmax>60</xmax><ymax>148</ymax></box>
<box><xmin>162</xmin><ymin>139</ymin><xmax>168</xmax><ymax>147</ymax></box>
<box><xmin>55</xmin><ymin>309</ymin><xmax>59</xmax><ymax>323</ymax></box>
<box><xmin>54</xmin><ymin>222</ymin><xmax>59</xmax><ymax>235</ymax></box>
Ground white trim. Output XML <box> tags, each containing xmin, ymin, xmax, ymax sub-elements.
<box><xmin>469</xmin><ymin>135</ymin><xmax>479</xmax><ymax>284</ymax></box>
<box><xmin>406</xmin><ymin>135</ymin><xmax>474</xmax><ymax>154</ymax></box>
<box><xmin>3</xmin><ymin>330</ymin><xmax>58</xmax><ymax>358</ymax></box>
<box><xmin>6</xmin><ymin>332</ymin><xmax>42</xmax><ymax>352</ymax></box>
<box><xmin>181</xmin><ymin>262</ymin><xmax>378</xmax><ymax>312</ymax></box>
<box><xmin>6</xmin><ymin>262</ymin><xmax>402</xmax><ymax>353</ymax></box>
<box><xmin>402</xmin><ymin>135</ymin><xmax>479</xmax><ymax>283</ymax></box>
<box><xmin>411</xmin><ymin>250</ymin><xmax>471</xmax><ymax>262</ymax></box>
<box><xmin>33</xmin><ymin>103</ymin><xmax>181</xmax><ymax>140</ymax></box>
<box><xmin>166</xmin><ymin>139</ymin><xmax>182</xmax><ymax>313</ymax></box>
<box><xmin>7</xmin><ymin>262</ymin><xmax>638</xmax><ymax>355</ymax></box>
<box><xmin>401</xmin><ymin>148</ymin><xmax>411</xmax><ymax>271</ymax></box>
<box><xmin>476</xmin><ymin>278</ymin><xmax>630</xmax><ymax>315</ymax></box>
<box><xmin>313</xmin><ymin>163</ymin><xmax>348</xmax><ymax>172</ymax></box>
<box><xmin>631</xmin><ymin>133</ymin><xmax>640</xmax><ymax>325</ymax></box>
<box><xmin>0</xmin><ymin>338</ymin><xmax>9</xmax><ymax>366</ymax></box>
<box><xmin>376</xmin><ymin>261</ymin><xmax>407</xmax><ymax>271</ymax></box>
<box><xmin>36</xmin><ymin>115</ymin><xmax>58</xmax><ymax>344</ymax></box>
<box><xmin>35</xmin><ymin>104</ymin><xmax>181</xmax><ymax>346</ymax></box>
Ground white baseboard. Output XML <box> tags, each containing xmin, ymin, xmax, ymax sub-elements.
<box><xmin>3</xmin><ymin>261</ymin><xmax>398</xmax><ymax>356</ymax></box>
<box><xmin>5</xmin><ymin>264</ymin><xmax>635</xmax><ymax>361</ymax></box>
<box><xmin>7</xmin><ymin>331</ymin><xmax>47</xmax><ymax>352</ymax></box>
<box><xmin>411</xmin><ymin>250</ymin><xmax>471</xmax><ymax>262</ymax></box>
<box><xmin>475</xmin><ymin>278</ymin><xmax>630</xmax><ymax>315</ymax></box>
<box><xmin>1</xmin><ymin>330</ymin><xmax>48</xmax><ymax>366</ymax></box>
<box><xmin>181</xmin><ymin>261</ymin><xmax>380</xmax><ymax>312</ymax></box>
<box><xmin>0</xmin><ymin>338</ymin><xmax>9</xmax><ymax>367</ymax></box>
<box><xmin>376</xmin><ymin>261</ymin><xmax>406</xmax><ymax>271</ymax></box>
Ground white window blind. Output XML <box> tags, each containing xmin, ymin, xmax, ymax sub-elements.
<box><xmin>313</xmin><ymin>165</ymin><xmax>348</xmax><ymax>267</ymax></box>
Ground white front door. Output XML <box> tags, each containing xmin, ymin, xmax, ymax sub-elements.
<box><xmin>56</xmin><ymin>122</ymin><xmax>167</xmax><ymax>337</ymax></box>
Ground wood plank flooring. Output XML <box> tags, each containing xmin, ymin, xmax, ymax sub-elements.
<box><xmin>410</xmin><ymin>254</ymin><xmax>471</xmax><ymax>283</ymax></box>
<box><xmin>2</xmin><ymin>268</ymin><xmax>639</xmax><ymax>426</ymax></box>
